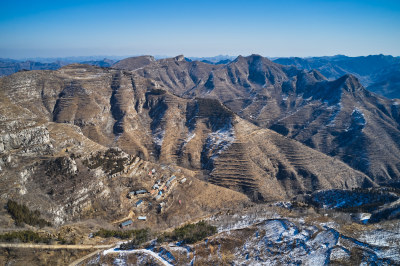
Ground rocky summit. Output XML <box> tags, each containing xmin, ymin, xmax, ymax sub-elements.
<box><xmin>1</xmin><ymin>55</ymin><xmax>400</xmax><ymax>265</ymax></box>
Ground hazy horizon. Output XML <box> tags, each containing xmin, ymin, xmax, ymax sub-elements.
<box><xmin>1</xmin><ymin>53</ymin><xmax>400</xmax><ymax>62</ymax></box>
<box><xmin>1</xmin><ymin>0</ymin><xmax>400</xmax><ymax>58</ymax></box>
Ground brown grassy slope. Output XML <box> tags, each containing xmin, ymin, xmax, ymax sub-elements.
<box><xmin>209</xmin><ymin>118</ymin><xmax>374</xmax><ymax>201</ymax></box>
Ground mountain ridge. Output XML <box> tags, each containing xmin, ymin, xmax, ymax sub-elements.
<box><xmin>273</xmin><ymin>54</ymin><xmax>400</xmax><ymax>99</ymax></box>
<box><xmin>117</xmin><ymin>54</ymin><xmax>400</xmax><ymax>183</ymax></box>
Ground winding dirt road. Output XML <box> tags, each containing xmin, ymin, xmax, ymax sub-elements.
<box><xmin>0</xmin><ymin>243</ymin><xmax>113</xmax><ymax>250</ymax></box>
<box><xmin>0</xmin><ymin>242</ymin><xmax>172</xmax><ymax>266</ymax></box>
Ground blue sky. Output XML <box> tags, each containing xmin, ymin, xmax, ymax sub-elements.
<box><xmin>1</xmin><ymin>0</ymin><xmax>399</xmax><ymax>58</ymax></box>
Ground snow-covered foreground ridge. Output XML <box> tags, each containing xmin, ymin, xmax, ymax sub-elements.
<box><xmin>102</xmin><ymin>245</ymin><xmax>173</xmax><ymax>266</ymax></box>
<box><xmin>228</xmin><ymin>218</ymin><xmax>399</xmax><ymax>265</ymax></box>
<box><xmin>87</xmin><ymin>213</ymin><xmax>399</xmax><ymax>265</ymax></box>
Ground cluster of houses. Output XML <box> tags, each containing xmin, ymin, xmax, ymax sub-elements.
<box><xmin>126</xmin><ymin>173</ymin><xmax>185</xmax><ymax>201</ymax></box>
<box><xmin>120</xmin><ymin>168</ymin><xmax>187</xmax><ymax>228</ymax></box>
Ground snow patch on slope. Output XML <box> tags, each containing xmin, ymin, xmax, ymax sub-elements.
<box><xmin>326</xmin><ymin>103</ymin><xmax>342</xmax><ymax>127</ymax></box>
<box><xmin>182</xmin><ymin>132</ymin><xmax>196</xmax><ymax>148</ymax></box>
<box><xmin>153</xmin><ymin>128</ymin><xmax>165</xmax><ymax>147</ymax></box>
<box><xmin>347</xmin><ymin>108</ymin><xmax>366</xmax><ymax>131</ymax></box>
<box><xmin>232</xmin><ymin>219</ymin><xmax>339</xmax><ymax>265</ymax></box>
<box><xmin>204</xmin><ymin>121</ymin><xmax>235</xmax><ymax>161</ymax></box>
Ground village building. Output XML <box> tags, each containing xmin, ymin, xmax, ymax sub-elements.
<box><xmin>120</xmin><ymin>219</ymin><xmax>133</xmax><ymax>228</ymax></box>
<box><xmin>135</xmin><ymin>199</ymin><xmax>143</xmax><ymax>207</ymax></box>
<box><xmin>166</xmin><ymin>175</ymin><xmax>176</xmax><ymax>186</ymax></box>
<box><xmin>135</xmin><ymin>189</ymin><xmax>147</xmax><ymax>195</ymax></box>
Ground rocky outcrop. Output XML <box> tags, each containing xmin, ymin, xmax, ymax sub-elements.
<box><xmin>0</xmin><ymin>125</ymin><xmax>51</xmax><ymax>154</ymax></box>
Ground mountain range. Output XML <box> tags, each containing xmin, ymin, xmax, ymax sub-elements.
<box><xmin>1</xmin><ymin>58</ymin><xmax>377</xmax><ymax>203</ymax></box>
<box><xmin>113</xmin><ymin>54</ymin><xmax>400</xmax><ymax>184</ymax></box>
<box><xmin>273</xmin><ymin>54</ymin><xmax>400</xmax><ymax>99</ymax></box>
<box><xmin>1</xmin><ymin>54</ymin><xmax>399</xmax><ymax>200</ymax></box>
<box><xmin>1</xmin><ymin>54</ymin><xmax>400</xmax><ymax>264</ymax></box>
<box><xmin>2</xmin><ymin>54</ymin><xmax>399</xmax><ymax>99</ymax></box>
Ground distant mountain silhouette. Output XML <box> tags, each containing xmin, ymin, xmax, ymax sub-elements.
<box><xmin>274</xmin><ymin>55</ymin><xmax>400</xmax><ymax>99</ymax></box>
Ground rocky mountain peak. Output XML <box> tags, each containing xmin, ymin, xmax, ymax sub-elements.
<box><xmin>174</xmin><ymin>55</ymin><xmax>185</xmax><ymax>62</ymax></box>
<box><xmin>308</xmin><ymin>69</ymin><xmax>327</xmax><ymax>81</ymax></box>
<box><xmin>112</xmin><ymin>55</ymin><xmax>155</xmax><ymax>70</ymax></box>
<box><xmin>247</xmin><ymin>54</ymin><xmax>274</xmax><ymax>64</ymax></box>
<box><xmin>232</xmin><ymin>54</ymin><xmax>275</xmax><ymax>66</ymax></box>
<box><xmin>335</xmin><ymin>74</ymin><xmax>364</xmax><ymax>93</ymax></box>
<box><xmin>248</xmin><ymin>54</ymin><xmax>264</xmax><ymax>60</ymax></box>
